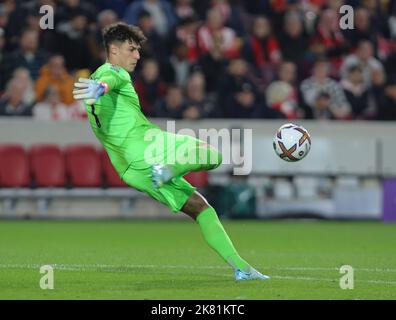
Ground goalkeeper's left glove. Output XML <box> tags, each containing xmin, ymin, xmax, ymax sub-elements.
<box><xmin>73</xmin><ymin>77</ymin><xmax>109</xmax><ymax>105</ymax></box>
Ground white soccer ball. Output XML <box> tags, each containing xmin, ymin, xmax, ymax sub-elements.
<box><xmin>273</xmin><ymin>123</ymin><xmax>312</xmax><ymax>162</ymax></box>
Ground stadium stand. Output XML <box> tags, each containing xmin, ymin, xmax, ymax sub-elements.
<box><xmin>30</xmin><ymin>144</ymin><xmax>66</xmax><ymax>187</ymax></box>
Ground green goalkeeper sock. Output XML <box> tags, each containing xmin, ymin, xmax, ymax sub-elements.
<box><xmin>196</xmin><ymin>206</ymin><xmax>250</xmax><ymax>272</ymax></box>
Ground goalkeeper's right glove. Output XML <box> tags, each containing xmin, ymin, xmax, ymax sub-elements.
<box><xmin>73</xmin><ymin>77</ymin><xmax>109</xmax><ymax>105</ymax></box>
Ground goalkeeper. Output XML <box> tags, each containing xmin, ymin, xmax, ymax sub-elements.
<box><xmin>72</xmin><ymin>22</ymin><xmax>268</xmax><ymax>281</ymax></box>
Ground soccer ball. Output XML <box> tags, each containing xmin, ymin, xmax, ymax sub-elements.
<box><xmin>273</xmin><ymin>123</ymin><xmax>311</xmax><ymax>162</ymax></box>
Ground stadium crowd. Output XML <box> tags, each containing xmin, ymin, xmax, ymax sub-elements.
<box><xmin>1</xmin><ymin>0</ymin><xmax>396</xmax><ymax>120</ymax></box>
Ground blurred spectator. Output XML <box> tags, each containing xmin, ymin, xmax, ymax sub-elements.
<box><xmin>0</xmin><ymin>27</ymin><xmax>6</xmax><ymax>90</ymax></box>
<box><xmin>242</xmin><ymin>15</ymin><xmax>281</xmax><ymax>87</ymax></box>
<box><xmin>341</xmin><ymin>65</ymin><xmax>375</xmax><ymax>119</ymax></box>
<box><xmin>300</xmin><ymin>59</ymin><xmax>351</xmax><ymax>119</ymax></box>
<box><xmin>198</xmin><ymin>32</ymin><xmax>229</xmax><ymax>94</ymax></box>
<box><xmin>0</xmin><ymin>4</ymin><xmax>9</xmax><ymax>31</ymax></box>
<box><xmin>170</xmin><ymin>16</ymin><xmax>200</xmax><ymax>63</ymax></box>
<box><xmin>340</xmin><ymin>40</ymin><xmax>385</xmax><ymax>88</ymax></box>
<box><xmin>55</xmin><ymin>13</ymin><xmax>92</xmax><ymax>71</ymax></box>
<box><xmin>277</xmin><ymin>11</ymin><xmax>308</xmax><ymax>70</ymax></box>
<box><xmin>160</xmin><ymin>40</ymin><xmax>194</xmax><ymax>88</ymax></box>
<box><xmin>34</xmin><ymin>55</ymin><xmax>75</xmax><ymax>105</ymax></box>
<box><xmin>383</xmin><ymin>40</ymin><xmax>396</xmax><ymax>81</ymax></box>
<box><xmin>210</xmin><ymin>0</ymin><xmax>247</xmax><ymax>36</ymax></box>
<box><xmin>277</xmin><ymin>60</ymin><xmax>297</xmax><ymax>84</ymax></box>
<box><xmin>197</xmin><ymin>8</ymin><xmax>240</xmax><ymax>59</ymax></box>
<box><xmin>266</xmin><ymin>61</ymin><xmax>305</xmax><ymax>119</ymax></box>
<box><xmin>88</xmin><ymin>9</ymin><xmax>118</xmax><ymax>70</ymax></box>
<box><xmin>266</xmin><ymin>81</ymin><xmax>298</xmax><ymax>119</ymax></box>
<box><xmin>0</xmin><ymin>78</ymin><xmax>33</xmax><ymax>116</ymax></box>
<box><xmin>217</xmin><ymin>57</ymin><xmax>257</xmax><ymax>114</ymax></box>
<box><xmin>344</xmin><ymin>7</ymin><xmax>378</xmax><ymax>51</ymax></box>
<box><xmin>174</xmin><ymin>0</ymin><xmax>196</xmax><ymax>20</ymax></box>
<box><xmin>310</xmin><ymin>8</ymin><xmax>348</xmax><ymax>75</ymax></box>
<box><xmin>154</xmin><ymin>84</ymin><xmax>186</xmax><ymax>118</ymax></box>
<box><xmin>1</xmin><ymin>28</ymin><xmax>48</xmax><ymax>88</ymax></box>
<box><xmin>224</xmin><ymin>82</ymin><xmax>268</xmax><ymax>118</ymax></box>
<box><xmin>134</xmin><ymin>59</ymin><xmax>167</xmax><ymax>116</ymax></box>
<box><xmin>11</xmin><ymin>67</ymin><xmax>36</xmax><ymax>106</ymax></box>
<box><xmin>33</xmin><ymin>86</ymin><xmax>72</xmax><ymax>121</ymax></box>
<box><xmin>242</xmin><ymin>15</ymin><xmax>281</xmax><ymax>68</ymax></box>
<box><xmin>57</xmin><ymin>0</ymin><xmax>96</xmax><ymax>24</ymax></box>
<box><xmin>183</xmin><ymin>71</ymin><xmax>213</xmax><ymax>119</ymax></box>
<box><xmin>136</xmin><ymin>10</ymin><xmax>166</xmax><ymax>62</ymax></box>
<box><xmin>94</xmin><ymin>0</ymin><xmax>127</xmax><ymax>19</ymax></box>
<box><xmin>309</xmin><ymin>91</ymin><xmax>334</xmax><ymax>120</ymax></box>
<box><xmin>377</xmin><ymin>77</ymin><xmax>396</xmax><ymax>120</ymax></box>
<box><xmin>123</xmin><ymin>0</ymin><xmax>177</xmax><ymax>38</ymax></box>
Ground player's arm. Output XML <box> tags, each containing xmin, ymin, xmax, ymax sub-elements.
<box><xmin>72</xmin><ymin>72</ymin><xmax>121</xmax><ymax>105</ymax></box>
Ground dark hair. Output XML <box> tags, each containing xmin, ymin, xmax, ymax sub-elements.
<box><xmin>103</xmin><ymin>22</ymin><xmax>147</xmax><ymax>54</ymax></box>
<box><xmin>347</xmin><ymin>64</ymin><xmax>363</xmax><ymax>74</ymax></box>
<box><xmin>316</xmin><ymin>91</ymin><xmax>330</xmax><ymax>100</ymax></box>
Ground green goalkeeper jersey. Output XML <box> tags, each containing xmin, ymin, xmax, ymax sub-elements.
<box><xmin>86</xmin><ymin>63</ymin><xmax>160</xmax><ymax>176</ymax></box>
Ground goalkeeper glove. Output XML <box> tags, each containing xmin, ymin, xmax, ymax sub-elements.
<box><xmin>73</xmin><ymin>78</ymin><xmax>109</xmax><ymax>105</ymax></box>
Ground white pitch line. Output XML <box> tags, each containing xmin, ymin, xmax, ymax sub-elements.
<box><xmin>1</xmin><ymin>264</ymin><xmax>396</xmax><ymax>285</ymax></box>
<box><xmin>1</xmin><ymin>264</ymin><xmax>396</xmax><ymax>273</ymax></box>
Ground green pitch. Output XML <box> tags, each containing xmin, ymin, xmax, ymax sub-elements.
<box><xmin>0</xmin><ymin>219</ymin><xmax>395</xmax><ymax>299</ymax></box>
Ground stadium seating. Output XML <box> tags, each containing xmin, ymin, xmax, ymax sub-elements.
<box><xmin>0</xmin><ymin>144</ymin><xmax>143</xmax><ymax>216</ymax></box>
<box><xmin>30</xmin><ymin>144</ymin><xmax>66</xmax><ymax>187</ymax></box>
<box><xmin>0</xmin><ymin>145</ymin><xmax>30</xmax><ymax>188</ymax></box>
<box><xmin>65</xmin><ymin>144</ymin><xmax>102</xmax><ymax>187</ymax></box>
<box><xmin>101</xmin><ymin>150</ymin><xmax>127</xmax><ymax>188</ymax></box>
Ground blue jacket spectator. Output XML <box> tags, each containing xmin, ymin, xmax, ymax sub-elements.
<box><xmin>123</xmin><ymin>0</ymin><xmax>177</xmax><ymax>38</ymax></box>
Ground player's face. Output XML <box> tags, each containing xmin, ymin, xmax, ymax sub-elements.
<box><xmin>117</xmin><ymin>40</ymin><xmax>141</xmax><ymax>72</ymax></box>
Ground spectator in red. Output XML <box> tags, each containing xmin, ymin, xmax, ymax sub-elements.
<box><xmin>134</xmin><ymin>58</ymin><xmax>167</xmax><ymax>117</ymax></box>
<box><xmin>310</xmin><ymin>8</ymin><xmax>348</xmax><ymax>76</ymax></box>
<box><xmin>243</xmin><ymin>15</ymin><xmax>281</xmax><ymax>67</ymax></box>
<box><xmin>242</xmin><ymin>15</ymin><xmax>282</xmax><ymax>86</ymax></box>
<box><xmin>197</xmin><ymin>8</ymin><xmax>240</xmax><ymax>59</ymax></box>
<box><xmin>171</xmin><ymin>16</ymin><xmax>200</xmax><ymax>63</ymax></box>
<box><xmin>266</xmin><ymin>81</ymin><xmax>297</xmax><ymax>119</ymax></box>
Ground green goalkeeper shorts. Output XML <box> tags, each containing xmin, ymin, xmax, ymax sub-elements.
<box><xmin>120</xmin><ymin>132</ymin><xmax>198</xmax><ymax>213</ymax></box>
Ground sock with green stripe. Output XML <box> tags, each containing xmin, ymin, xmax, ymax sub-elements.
<box><xmin>196</xmin><ymin>206</ymin><xmax>250</xmax><ymax>272</ymax></box>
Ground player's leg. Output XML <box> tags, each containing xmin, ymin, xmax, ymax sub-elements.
<box><xmin>152</xmin><ymin>135</ymin><xmax>222</xmax><ymax>188</ymax></box>
<box><xmin>181</xmin><ymin>191</ymin><xmax>269</xmax><ymax>280</ymax></box>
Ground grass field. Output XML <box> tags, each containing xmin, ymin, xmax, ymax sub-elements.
<box><xmin>0</xmin><ymin>219</ymin><xmax>395</xmax><ymax>300</ymax></box>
